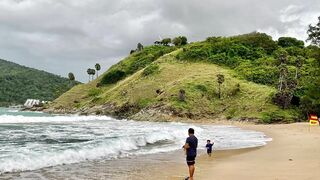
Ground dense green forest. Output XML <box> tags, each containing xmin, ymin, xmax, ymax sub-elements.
<box><xmin>0</xmin><ymin>59</ymin><xmax>79</xmax><ymax>106</ymax></box>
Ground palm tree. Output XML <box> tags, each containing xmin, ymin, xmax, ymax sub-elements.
<box><xmin>95</xmin><ymin>63</ymin><xmax>101</xmax><ymax>79</ymax></box>
<box><xmin>91</xmin><ymin>69</ymin><xmax>96</xmax><ymax>81</ymax></box>
<box><xmin>87</xmin><ymin>68</ymin><xmax>91</xmax><ymax>82</ymax></box>
<box><xmin>217</xmin><ymin>74</ymin><xmax>225</xmax><ymax>99</ymax></box>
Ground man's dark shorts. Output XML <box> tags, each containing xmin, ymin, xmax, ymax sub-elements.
<box><xmin>186</xmin><ymin>155</ymin><xmax>196</xmax><ymax>166</ymax></box>
<box><xmin>207</xmin><ymin>150</ymin><xmax>212</xmax><ymax>154</ymax></box>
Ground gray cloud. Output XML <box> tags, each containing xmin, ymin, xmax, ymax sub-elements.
<box><xmin>0</xmin><ymin>0</ymin><xmax>319</xmax><ymax>82</ymax></box>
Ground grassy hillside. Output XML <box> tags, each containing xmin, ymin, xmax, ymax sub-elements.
<box><xmin>50</xmin><ymin>32</ymin><xmax>320</xmax><ymax>123</ymax></box>
<box><xmin>0</xmin><ymin>59</ymin><xmax>79</xmax><ymax>106</ymax></box>
<box><xmin>50</xmin><ymin>43</ymin><xmax>298</xmax><ymax>123</ymax></box>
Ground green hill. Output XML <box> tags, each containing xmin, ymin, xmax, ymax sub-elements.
<box><xmin>0</xmin><ymin>59</ymin><xmax>79</xmax><ymax>106</ymax></box>
<box><xmin>48</xmin><ymin>33</ymin><xmax>320</xmax><ymax>123</ymax></box>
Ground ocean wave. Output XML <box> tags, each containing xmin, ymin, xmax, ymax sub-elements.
<box><xmin>0</xmin><ymin>114</ymin><xmax>115</xmax><ymax>124</ymax></box>
<box><xmin>0</xmin><ymin>114</ymin><xmax>271</xmax><ymax>174</ymax></box>
<box><xmin>0</xmin><ymin>129</ymin><xmax>185</xmax><ymax>174</ymax></box>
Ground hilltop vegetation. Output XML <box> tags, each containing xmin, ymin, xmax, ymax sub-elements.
<box><xmin>100</xmin><ymin>45</ymin><xmax>177</xmax><ymax>85</ymax></box>
<box><xmin>180</xmin><ymin>33</ymin><xmax>319</xmax><ymax>115</ymax></box>
<box><xmin>49</xmin><ymin>18</ymin><xmax>320</xmax><ymax>123</ymax></box>
<box><xmin>0</xmin><ymin>59</ymin><xmax>79</xmax><ymax>106</ymax></box>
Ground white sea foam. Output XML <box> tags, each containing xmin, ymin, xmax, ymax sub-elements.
<box><xmin>0</xmin><ymin>113</ymin><xmax>271</xmax><ymax>174</ymax></box>
<box><xmin>0</xmin><ymin>114</ymin><xmax>114</xmax><ymax>124</ymax></box>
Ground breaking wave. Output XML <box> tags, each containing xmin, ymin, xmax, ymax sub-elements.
<box><xmin>0</xmin><ymin>113</ymin><xmax>271</xmax><ymax>174</ymax></box>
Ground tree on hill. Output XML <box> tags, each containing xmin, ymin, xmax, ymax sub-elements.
<box><xmin>68</xmin><ymin>72</ymin><xmax>75</xmax><ymax>81</ymax></box>
<box><xmin>217</xmin><ymin>74</ymin><xmax>225</xmax><ymax>99</ymax></box>
<box><xmin>87</xmin><ymin>68</ymin><xmax>96</xmax><ymax>82</ymax></box>
<box><xmin>154</xmin><ymin>41</ymin><xmax>161</xmax><ymax>45</ymax></box>
<box><xmin>95</xmin><ymin>63</ymin><xmax>101</xmax><ymax>78</ymax></box>
<box><xmin>91</xmin><ymin>69</ymin><xmax>96</xmax><ymax>81</ymax></box>
<box><xmin>273</xmin><ymin>49</ymin><xmax>297</xmax><ymax>109</ymax></box>
<box><xmin>307</xmin><ymin>16</ymin><xmax>320</xmax><ymax>46</ymax></box>
<box><xmin>301</xmin><ymin>16</ymin><xmax>320</xmax><ymax>115</ymax></box>
<box><xmin>172</xmin><ymin>37</ymin><xmax>182</xmax><ymax>46</ymax></box>
<box><xmin>161</xmin><ymin>38</ymin><xmax>171</xmax><ymax>46</ymax></box>
<box><xmin>235</xmin><ymin>32</ymin><xmax>278</xmax><ymax>54</ymax></box>
<box><xmin>137</xmin><ymin>43</ymin><xmax>144</xmax><ymax>51</ymax></box>
<box><xmin>172</xmin><ymin>36</ymin><xmax>188</xmax><ymax>46</ymax></box>
<box><xmin>180</xmin><ymin>36</ymin><xmax>187</xmax><ymax>45</ymax></box>
<box><xmin>87</xmin><ymin>68</ymin><xmax>91</xmax><ymax>82</ymax></box>
<box><xmin>276</xmin><ymin>49</ymin><xmax>289</xmax><ymax>91</ymax></box>
<box><xmin>295</xmin><ymin>56</ymin><xmax>303</xmax><ymax>79</ymax></box>
<box><xmin>278</xmin><ymin>37</ymin><xmax>304</xmax><ymax>48</ymax></box>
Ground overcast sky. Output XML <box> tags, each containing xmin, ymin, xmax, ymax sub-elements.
<box><xmin>0</xmin><ymin>0</ymin><xmax>319</xmax><ymax>82</ymax></box>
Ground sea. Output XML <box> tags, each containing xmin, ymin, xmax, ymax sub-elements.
<box><xmin>0</xmin><ymin>107</ymin><xmax>271</xmax><ymax>179</ymax></box>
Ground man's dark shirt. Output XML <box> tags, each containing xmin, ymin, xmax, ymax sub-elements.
<box><xmin>186</xmin><ymin>135</ymin><xmax>198</xmax><ymax>157</ymax></box>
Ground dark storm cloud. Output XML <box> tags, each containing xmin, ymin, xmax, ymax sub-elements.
<box><xmin>0</xmin><ymin>0</ymin><xmax>319</xmax><ymax>82</ymax></box>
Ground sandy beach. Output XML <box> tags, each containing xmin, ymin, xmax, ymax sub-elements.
<box><xmin>124</xmin><ymin>122</ymin><xmax>320</xmax><ymax>180</ymax></box>
<box><xmin>165</xmin><ymin>122</ymin><xmax>320</xmax><ymax>180</ymax></box>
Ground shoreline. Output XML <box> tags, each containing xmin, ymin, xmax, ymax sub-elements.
<box><xmin>2</xmin><ymin>110</ymin><xmax>320</xmax><ymax>179</ymax></box>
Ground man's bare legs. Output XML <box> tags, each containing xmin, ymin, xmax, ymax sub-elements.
<box><xmin>188</xmin><ymin>164</ymin><xmax>195</xmax><ymax>180</ymax></box>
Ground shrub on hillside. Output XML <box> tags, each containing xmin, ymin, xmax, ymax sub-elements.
<box><xmin>100</xmin><ymin>70</ymin><xmax>126</xmax><ymax>85</ymax></box>
<box><xmin>177</xmin><ymin>33</ymin><xmax>271</xmax><ymax>65</ymax></box>
<box><xmin>233</xmin><ymin>32</ymin><xmax>278</xmax><ymax>54</ymax></box>
<box><xmin>177</xmin><ymin>44</ymin><xmax>209</xmax><ymax>60</ymax></box>
<box><xmin>235</xmin><ymin>62</ymin><xmax>278</xmax><ymax>85</ymax></box>
<box><xmin>127</xmin><ymin>54</ymin><xmax>155</xmax><ymax>74</ymax></box>
<box><xmin>208</xmin><ymin>53</ymin><xmax>244</xmax><ymax>67</ymax></box>
<box><xmin>260</xmin><ymin>110</ymin><xmax>294</xmax><ymax>124</ymax></box>
<box><xmin>278</xmin><ymin>37</ymin><xmax>304</xmax><ymax>48</ymax></box>
<box><xmin>194</xmin><ymin>84</ymin><xmax>208</xmax><ymax>92</ymax></box>
<box><xmin>179</xmin><ymin>89</ymin><xmax>186</xmax><ymax>101</ymax></box>
<box><xmin>137</xmin><ymin>98</ymin><xmax>153</xmax><ymax>108</ymax></box>
<box><xmin>229</xmin><ymin>83</ymin><xmax>241</xmax><ymax>96</ymax></box>
<box><xmin>142</xmin><ymin>64</ymin><xmax>159</xmax><ymax>76</ymax></box>
<box><xmin>100</xmin><ymin>46</ymin><xmax>176</xmax><ymax>86</ymax></box>
<box><xmin>88</xmin><ymin>88</ymin><xmax>102</xmax><ymax>97</ymax></box>
<box><xmin>125</xmin><ymin>46</ymin><xmax>176</xmax><ymax>74</ymax></box>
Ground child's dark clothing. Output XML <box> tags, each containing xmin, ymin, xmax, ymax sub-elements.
<box><xmin>206</xmin><ymin>143</ymin><xmax>213</xmax><ymax>154</ymax></box>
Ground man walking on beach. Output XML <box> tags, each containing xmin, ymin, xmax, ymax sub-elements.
<box><xmin>183</xmin><ymin>128</ymin><xmax>198</xmax><ymax>180</ymax></box>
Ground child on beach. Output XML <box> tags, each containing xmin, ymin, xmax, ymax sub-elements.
<box><xmin>206</xmin><ymin>140</ymin><xmax>214</xmax><ymax>157</ymax></box>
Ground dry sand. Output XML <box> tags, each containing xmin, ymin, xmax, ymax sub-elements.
<box><xmin>157</xmin><ymin>122</ymin><xmax>320</xmax><ymax>180</ymax></box>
